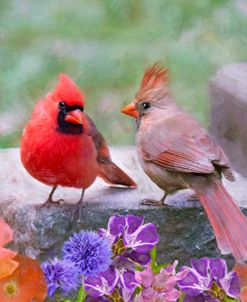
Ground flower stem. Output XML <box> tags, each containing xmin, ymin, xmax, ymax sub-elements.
<box><xmin>76</xmin><ymin>277</ymin><xmax>87</xmax><ymax>302</ymax></box>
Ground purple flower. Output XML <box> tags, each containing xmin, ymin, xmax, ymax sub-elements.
<box><xmin>100</xmin><ymin>214</ymin><xmax>159</xmax><ymax>264</ymax></box>
<box><xmin>210</xmin><ymin>259</ymin><xmax>240</xmax><ymax>298</ymax></box>
<box><xmin>84</xmin><ymin>266</ymin><xmax>118</xmax><ymax>297</ymax></box>
<box><xmin>125</xmin><ymin>250</ymin><xmax>151</xmax><ymax>266</ymax></box>
<box><xmin>183</xmin><ymin>294</ymin><xmax>219</xmax><ymax>302</ymax></box>
<box><xmin>123</xmin><ymin>215</ymin><xmax>159</xmax><ymax>253</ymax></box>
<box><xmin>85</xmin><ymin>296</ymin><xmax>111</xmax><ymax>302</ymax></box>
<box><xmin>135</xmin><ymin>261</ymin><xmax>180</xmax><ymax>302</ymax></box>
<box><xmin>62</xmin><ymin>230</ymin><xmax>112</xmax><ymax>277</ymax></box>
<box><xmin>177</xmin><ymin>258</ymin><xmax>212</xmax><ymax>296</ymax></box>
<box><xmin>42</xmin><ymin>258</ymin><xmax>81</xmax><ymax>297</ymax></box>
<box><xmin>120</xmin><ymin>286</ymin><xmax>135</xmax><ymax>302</ymax></box>
<box><xmin>177</xmin><ymin>257</ymin><xmax>241</xmax><ymax>301</ymax></box>
<box><xmin>86</xmin><ymin>215</ymin><xmax>159</xmax><ymax>301</ymax></box>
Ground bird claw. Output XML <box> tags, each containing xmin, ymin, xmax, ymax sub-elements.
<box><xmin>141</xmin><ymin>199</ymin><xmax>170</xmax><ymax>208</ymax></box>
<box><xmin>35</xmin><ymin>198</ymin><xmax>64</xmax><ymax>209</ymax></box>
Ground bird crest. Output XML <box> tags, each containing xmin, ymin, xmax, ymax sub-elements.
<box><xmin>53</xmin><ymin>73</ymin><xmax>84</xmax><ymax>106</ymax></box>
<box><xmin>136</xmin><ymin>63</ymin><xmax>169</xmax><ymax>100</ymax></box>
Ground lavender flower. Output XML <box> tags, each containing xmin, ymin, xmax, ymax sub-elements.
<box><xmin>62</xmin><ymin>230</ymin><xmax>112</xmax><ymax>276</ymax></box>
<box><xmin>177</xmin><ymin>257</ymin><xmax>241</xmax><ymax>302</ymax></box>
<box><xmin>99</xmin><ymin>214</ymin><xmax>159</xmax><ymax>265</ymax></box>
<box><xmin>123</xmin><ymin>215</ymin><xmax>159</xmax><ymax>253</ymax></box>
<box><xmin>42</xmin><ymin>258</ymin><xmax>81</xmax><ymax>297</ymax></box>
<box><xmin>135</xmin><ymin>261</ymin><xmax>180</xmax><ymax>302</ymax></box>
<box><xmin>85</xmin><ymin>215</ymin><xmax>159</xmax><ymax>301</ymax></box>
<box><xmin>112</xmin><ymin>256</ymin><xmax>139</xmax><ymax>289</ymax></box>
<box><xmin>183</xmin><ymin>294</ymin><xmax>219</xmax><ymax>302</ymax></box>
<box><xmin>84</xmin><ymin>266</ymin><xmax>118</xmax><ymax>297</ymax></box>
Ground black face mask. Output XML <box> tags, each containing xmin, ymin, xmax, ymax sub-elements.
<box><xmin>57</xmin><ymin>102</ymin><xmax>84</xmax><ymax>135</ymax></box>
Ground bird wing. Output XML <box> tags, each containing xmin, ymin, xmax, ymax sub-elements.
<box><xmin>86</xmin><ymin>115</ymin><xmax>137</xmax><ymax>187</ymax></box>
<box><xmin>85</xmin><ymin>114</ymin><xmax>111</xmax><ymax>164</ymax></box>
<box><xmin>140</xmin><ymin>135</ymin><xmax>214</xmax><ymax>173</ymax></box>
<box><xmin>139</xmin><ymin>112</ymin><xmax>233</xmax><ymax>178</ymax></box>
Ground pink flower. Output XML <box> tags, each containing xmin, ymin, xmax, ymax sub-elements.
<box><xmin>135</xmin><ymin>261</ymin><xmax>180</xmax><ymax>302</ymax></box>
<box><xmin>0</xmin><ymin>218</ymin><xmax>19</xmax><ymax>280</ymax></box>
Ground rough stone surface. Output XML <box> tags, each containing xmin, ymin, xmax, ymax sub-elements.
<box><xmin>1</xmin><ymin>147</ymin><xmax>247</xmax><ymax>266</ymax></box>
<box><xmin>209</xmin><ymin>62</ymin><xmax>247</xmax><ymax>177</ymax></box>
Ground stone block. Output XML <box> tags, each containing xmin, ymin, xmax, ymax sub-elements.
<box><xmin>209</xmin><ymin>63</ymin><xmax>247</xmax><ymax>176</ymax></box>
<box><xmin>1</xmin><ymin>147</ymin><xmax>247</xmax><ymax>266</ymax></box>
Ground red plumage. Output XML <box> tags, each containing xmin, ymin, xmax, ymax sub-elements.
<box><xmin>20</xmin><ymin>74</ymin><xmax>136</xmax><ymax>206</ymax></box>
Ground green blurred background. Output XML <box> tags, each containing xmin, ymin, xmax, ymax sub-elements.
<box><xmin>0</xmin><ymin>0</ymin><xmax>246</xmax><ymax>148</ymax></box>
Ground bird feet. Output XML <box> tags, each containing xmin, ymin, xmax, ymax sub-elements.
<box><xmin>36</xmin><ymin>198</ymin><xmax>64</xmax><ymax>209</ymax></box>
<box><xmin>141</xmin><ymin>199</ymin><xmax>171</xmax><ymax>208</ymax></box>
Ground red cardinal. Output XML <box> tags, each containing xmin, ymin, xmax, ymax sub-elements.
<box><xmin>20</xmin><ymin>74</ymin><xmax>136</xmax><ymax>209</ymax></box>
<box><xmin>122</xmin><ymin>63</ymin><xmax>247</xmax><ymax>262</ymax></box>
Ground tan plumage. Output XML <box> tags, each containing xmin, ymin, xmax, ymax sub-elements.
<box><xmin>122</xmin><ymin>63</ymin><xmax>247</xmax><ymax>262</ymax></box>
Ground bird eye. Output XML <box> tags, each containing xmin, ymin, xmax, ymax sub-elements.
<box><xmin>141</xmin><ymin>101</ymin><xmax>151</xmax><ymax>110</ymax></box>
<box><xmin>58</xmin><ymin>101</ymin><xmax>66</xmax><ymax>108</ymax></box>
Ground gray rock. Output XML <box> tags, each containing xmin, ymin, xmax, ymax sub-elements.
<box><xmin>1</xmin><ymin>147</ymin><xmax>247</xmax><ymax>266</ymax></box>
<box><xmin>209</xmin><ymin>62</ymin><xmax>247</xmax><ymax>177</ymax></box>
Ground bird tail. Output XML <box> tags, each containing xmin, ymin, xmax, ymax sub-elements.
<box><xmin>191</xmin><ymin>178</ymin><xmax>247</xmax><ymax>263</ymax></box>
<box><xmin>98</xmin><ymin>161</ymin><xmax>137</xmax><ymax>188</ymax></box>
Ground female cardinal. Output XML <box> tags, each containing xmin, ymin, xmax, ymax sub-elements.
<box><xmin>20</xmin><ymin>74</ymin><xmax>136</xmax><ymax>209</ymax></box>
<box><xmin>122</xmin><ymin>63</ymin><xmax>247</xmax><ymax>262</ymax></box>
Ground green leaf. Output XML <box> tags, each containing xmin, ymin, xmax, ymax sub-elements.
<box><xmin>135</xmin><ymin>265</ymin><xmax>143</xmax><ymax>272</ymax></box>
<box><xmin>150</xmin><ymin>247</ymin><xmax>158</xmax><ymax>272</ymax></box>
<box><xmin>150</xmin><ymin>247</ymin><xmax>169</xmax><ymax>274</ymax></box>
<box><xmin>133</xmin><ymin>286</ymin><xmax>142</xmax><ymax>297</ymax></box>
<box><xmin>76</xmin><ymin>278</ymin><xmax>88</xmax><ymax>302</ymax></box>
<box><xmin>150</xmin><ymin>246</ymin><xmax>157</xmax><ymax>262</ymax></box>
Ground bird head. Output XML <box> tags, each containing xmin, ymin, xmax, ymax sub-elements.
<box><xmin>48</xmin><ymin>74</ymin><xmax>88</xmax><ymax>135</ymax></box>
<box><xmin>121</xmin><ymin>63</ymin><xmax>171</xmax><ymax>120</ymax></box>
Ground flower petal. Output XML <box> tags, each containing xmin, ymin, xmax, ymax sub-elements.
<box><xmin>0</xmin><ymin>247</ymin><xmax>17</xmax><ymax>261</ymax></box>
<box><xmin>126</xmin><ymin>250</ymin><xmax>151</xmax><ymax>266</ymax></box>
<box><xmin>164</xmin><ymin>260</ymin><xmax>178</xmax><ymax>275</ymax></box>
<box><xmin>85</xmin><ymin>296</ymin><xmax>111</xmax><ymax>301</ymax></box>
<box><xmin>0</xmin><ymin>254</ymin><xmax>47</xmax><ymax>302</ymax></box>
<box><xmin>42</xmin><ymin>258</ymin><xmax>81</xmax><ymax>297</ymax></box>
<box><xmin>85</xmin><ymin>266</ymin><xmax>118</xmax><ymax>297</ymax></box>
<box><xmin>191</xmin><ymin>258</ymin><xmax>210</xmax><ymax>278</ymax></box>
<box><xmin>0</xmin><ymin>259</ymin><xmax>19</xmax><ymax>280</ymax></box>
<box><xmin>62</xmin><ymin>230</ymin><xmax>112</xmax><ymax>277</ymax></box>
<box><xmin>124</xmin><ymin>223</ymin><xmax>159</xmax><ymax>253</ymax></box>
<box><xmin>140</xmin><ymin>287</ymin><xmax>157</xmax><ymax>300</ymax></box>
<box><xmin>164</xmin><ymin>288</ymin><xmax>180</xmax><ymax>301</ymax></box>
<box><xmin>125</xmin><ymin>215</ymin><xmax>144</xmax><ymax>234</ymax></box>
<box><xmin>108</xmin><ymin>215</ymin><xmax>126</xmax><ymax>237</ymax></box>
<box><xmin>210</xmin><ymin>258</ymin><xmax>227</xmax><ymax>279</ymax></box>
<box><xmin>135</xmin><ymin>264</ymin><xmax>153</xmax><ymax>288</ymax></box>
<box><xmin>0</xmin><ymin>218</ymin><xmax>13</xmax><ymax>248</ymax></box>
<box><xmin>120</xmin><ymin>286</ymin><xmax>135</xmax><ymax>302</ymax></box>
<box><xmin>219</xmin><ymin>272</ymin><xmax>240</xmax><ymax>298</ymax></box>
<box><xmin>177</xmin><ymin>268</ymin><xmax>207</xmax><ymax>296</ymax></box>
<box><xmin>184</xmin><ymin>293</ymin><xmax>220</xmax><ymax>302</ymax></box>
<box><xmin>119</xmin><ymin>269</ymin><xmax>138</xmax><ymax>290</ymax></box>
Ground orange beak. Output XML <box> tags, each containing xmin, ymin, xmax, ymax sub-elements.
<box><xmin>121</xmin><ymin>102</ymin><xmax>139</xmax><ymax>119</ymax></box>
<box><xmin>65</xmin><ymin>109</ymin><xmax>83</xmax><ymax>125</ymax></box>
